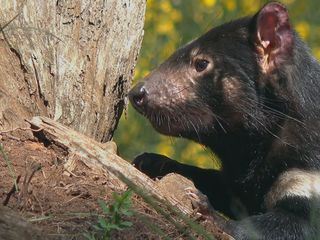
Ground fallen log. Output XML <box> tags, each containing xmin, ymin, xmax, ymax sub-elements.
<box><xmin>28</xmin><ymin>116</ymin><xmax>233</xmax><ymax>240</ymax></box>
<box><xmin>28</xmin><ymin>116</ymin><xmax>194</xmax><ymax>214</ymax></box>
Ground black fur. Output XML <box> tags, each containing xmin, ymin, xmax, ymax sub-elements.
<box><xmin>129</xmin><ymin>2</ymin><xmax>320</xmax><ymax>239</ymax></box>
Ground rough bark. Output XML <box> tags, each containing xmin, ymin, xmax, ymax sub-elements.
<box><xmin>0</xmin><ymin>0</ymin><xmax>145</xmax><ymax>142</ymax></box>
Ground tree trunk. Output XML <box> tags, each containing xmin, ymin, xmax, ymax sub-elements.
<box><xmin>0</xmin><ymin>0</ymin><xmax>145</xmax><ymax>142</ymax></box>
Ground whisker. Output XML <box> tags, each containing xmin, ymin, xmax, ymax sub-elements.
<box><xmin>241</xmin><ymin>107</ymin><xmax>296</xmax><ymax>148</ymax></box>
<box><xmin>214</xmin><ymin>115</ymin><xmax>227</xmax><ymax>133</ymax></box>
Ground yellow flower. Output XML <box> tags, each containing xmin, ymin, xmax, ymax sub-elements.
<box><xmin>201</xmin><ymin>0</ymin><xmax>216</xmax><ymax>8</ymax></box>
<box><xmin>171</xmin><ymin>9</ymin><xmax>182</xmax><ymax>22</ymax></box>
<box><xmin>196</xmin><ymin>155</ymin><xmax>211</xmax><ymax>168</ymax></box>
<box><xmin>224</xmin><ymin>0</ymin><xmax>236</xmax><ymax>12</ymax></box>
<box><xmin>160</xmin><ymin>1</ymin><xmax>172</xmax><ymax>13</ymax></box>
<box><xmin>156</xmin><ymin>142</ymin><xmax>174</xmax><ymax>157</ymax></box>
<box><xmin>313</xmin><ymin>47</ymin><xmax>320</xmax><ymax>61</ymax></box>
<box><xmin>241</xmin><ymin>0</ymin><xmax>260</xmax><ymax>14</ymax></box>
<box><xmin>295</xmin><ymin>21</ymin><xmax>310</xmax><ymax>40</ymax></box>
<box><xmin>142</xmin><ymin>70</ymin><xmax>150</xmax><ymax>78</ymax></box>
<box><xmin>134</xmin><ymin>68</ymin><xmax>140</xmax><ymax>79</ymax></box>
<box><xmin>161</xmin><ymin>41</ymin><xmax>176</xmax><ymax>59</ymax></box>
<box><xmin>156</xmin><ymin>21</ymin><xmax>174</xmax><ymax>34</ymax></box>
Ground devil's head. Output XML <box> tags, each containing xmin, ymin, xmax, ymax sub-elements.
<box><xmin>129</xmin><ymin>3</ymin><xmax>300</xmax><ymax>144</ymax></box>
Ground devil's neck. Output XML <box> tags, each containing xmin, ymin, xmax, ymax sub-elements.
<box><xmin>201</xmin><ymin>128</ymin><xmax>281</xmax><ymax>176</ymax></box>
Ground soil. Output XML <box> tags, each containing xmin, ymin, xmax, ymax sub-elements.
<box><xmin>0</xmin><ymin>132</ymin><xmax>184</xmax><ymax>240</ymax></box>
<box><xmin>0</xmin><ymin>133</ymin><xmax>182</xmax><ymax>240</ymax></box>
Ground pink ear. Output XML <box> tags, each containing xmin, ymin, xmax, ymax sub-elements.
<box><xmin>255</xmin><ymin>2</ymin><xmax>293</xmax><ymax>73</ymax></box>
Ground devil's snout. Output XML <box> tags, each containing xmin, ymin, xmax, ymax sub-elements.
<box><xmin>129</xmin><ymin>82</ymin><xmax>148</xmax><ymax>111</ymax></box>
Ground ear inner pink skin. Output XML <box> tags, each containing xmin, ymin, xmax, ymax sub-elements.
<box><xmin>256</xmin><ymin>3</ymin><xmax>293</xmax><ymax>73</ymax></box>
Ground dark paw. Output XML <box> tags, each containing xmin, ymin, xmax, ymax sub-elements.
<box><xmin>132</xmin><ymin>152</ymin><xmax>178</xmax><ymax>179</ymax></box>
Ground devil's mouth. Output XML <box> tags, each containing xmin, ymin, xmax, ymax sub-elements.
<box><xmin>131</xmin><ymin>101</ymin><xmax>216</xmax><ymax>138</ymax></box>
<box><xmin>149</xmin><ymin>117</ymin><xmax>182</xmax><ymax>136</ymax></box>
<box><xmin>136</xmin><ymin>108</ymin><xmax>185</xmax><ymax>136</ymax></box>
<box><xmin>130</xmin><ymin>101</ymin><xmax>147</xmax><ymax>115</ymax></box>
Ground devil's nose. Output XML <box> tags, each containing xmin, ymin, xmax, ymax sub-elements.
<box><xmin>129</xmin><ymin>82</ymin><xmax>148</xmax><ymax>109</ymax></box>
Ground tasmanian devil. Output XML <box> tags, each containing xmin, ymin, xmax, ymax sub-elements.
<box><xmin>128</xmin><ymin>2</ymin><xmax>320</xmax><ymax>239</ymax></box>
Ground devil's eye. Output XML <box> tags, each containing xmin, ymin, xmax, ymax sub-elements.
<box><xmin>194</xmin><ymin>59</ymin><xmax>209</xmax><ymax>72</ymax></box>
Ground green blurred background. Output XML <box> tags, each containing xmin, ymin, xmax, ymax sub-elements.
<box><xmin>114</xmin><ymin>0</ymin><xmax>320</xmax><ymax>169</ymax></box>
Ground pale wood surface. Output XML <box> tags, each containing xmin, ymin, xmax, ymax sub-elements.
<box><xmin>28</xmin><ymin>116</ymin><xmax>233</xmax><ymax>240</ymax></box>
<box><xmin>29</xmin><ymin>116</ymin><xmax>196</xmax><ymax>215</ymax></box>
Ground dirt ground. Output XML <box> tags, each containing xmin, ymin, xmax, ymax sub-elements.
<box><xmin>0</xmin><ymin>132</ymin><xmax>187</xmax><ymax>240</ymax></box>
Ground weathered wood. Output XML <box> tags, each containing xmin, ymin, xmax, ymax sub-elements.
<box><xmin>0</xmin><ymin>205</ymin><xmax>48</xmax><ymax>240</ymax></box>
<box><xmin>0</xmin><ymin>0</ymin><xmax>146</xmax><ymax>142</ymax></box>
<box><xmin>29</xmin><ymin>116</ymin><xmax>195</xmax><ymax>215</ymax></box>
<box><xmin>28</xmin><ymin>116</ymin><xmax>233</xmax><ymax>240</ymax></box>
